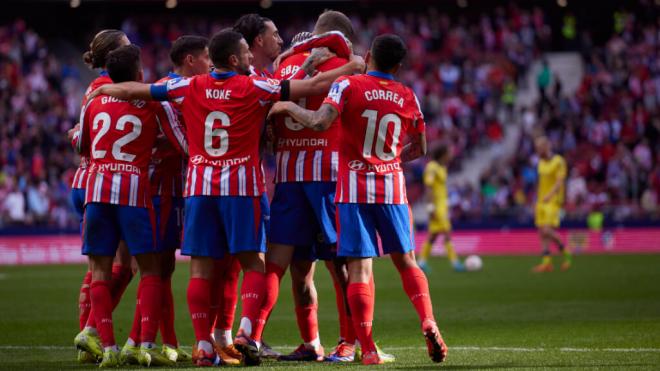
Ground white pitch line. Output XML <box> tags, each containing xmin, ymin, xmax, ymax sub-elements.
<box><xmin>1</xmin><ymin>345</ymin><xmax>659</xmax><ymax>353</ymax></box>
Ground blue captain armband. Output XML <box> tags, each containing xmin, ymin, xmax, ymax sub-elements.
<box><xmin>150</xmin><ymin>83</ymin><xmax>169</xmax><ymax>101</ymax></box>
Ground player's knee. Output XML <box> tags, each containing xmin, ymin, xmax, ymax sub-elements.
<box><xmin>391</xmin><ymin>251</ymin><xmax>418</xmax><ymax>272</ymax></box>
<box><xmin>237</xmin><ymin>252</ymin><xmax>266</xmax><ymax>273</ymax></box>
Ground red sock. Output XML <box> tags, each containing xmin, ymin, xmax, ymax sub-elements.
<box><xmin>90</xmin><ymin>280</ymin><xmax>115</xmax><ymax>347</ymax></box>
<box><xmin>110</xmin><ymin>264</ymin><xmax>133</xmax><ymax>308</ymax></box>
<box><xmin>85</xmin><ymin>265</ymin><xmax>133</xmax><ymax>329</ymax></box>
<box><xmin>209</xmin><ymin>262</ymin><xmax>222</xmax><ymax>334</ymax></box>
<box><xmin>399</xmin><ymin>267</ymin><xmax>435</xmax><ymax>324</ymax></box>
<box><xmin>347</xmin><ymin>282</ymin><xmax>375</xmax><ymax>353</ymax></box>
<box><xmin>128</xmin><ymin>283</ymin><xmax>142</xmax><ymax>343</ymax></box>
<box><xmin>332</xmin><ymin>280</ymin><xmax>356</xmax><ymax>343</ymax></box>
<box><xmin>217</xmin><ymin>258</ymin><xmax>241</xmax><ymax>331</ymax></box>
<box><xmin>160</xmin><ymin>277</ymin><xmax>178</xmax><ymax>346</ymax></box>
<box><xmin>251</xmin><ymin>263</ymin><xmax>283</xmax><ymax>340</ymax></box>
<box><xmin>79</xmin><ymin>271</ymin><xmax>92</xmax><ymax>330</ymax></box>
<box><xmin>295</xmin><ymin>304</ymin><xmax>319</xmax><ymax>343</ymax></box>
<box><xmin>138</xmin><ymin>275</ymin><xmax>162</xmax><ymax>343</ymax></box>
<box><xmin>187</xmin><ymin>277</ymin><xmax>211</xmax><ymax>343</ymax></box>
<box><xmin>240</xmin><ymin>271</ymin><xmax>266</xmax><ymax>340</ymax></box>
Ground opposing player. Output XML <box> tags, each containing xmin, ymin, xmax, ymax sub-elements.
<box><xmin>268</xmin><ymin>34</ymin><xmax>448</xmax><ymax>365</ymax></box>
<box><xmin>532</xmin><ymin>136</ymin><xmax>572</xmax><ymax>272</ymax></box>
<box><xmin>90</xmin><ymin>29</ymin><xmax>364</xmax><ymax>366</ymax></box>
<box><xmin>417</xmin><ymin>144</ymin><xmax>466</xmax><ymax>273</ymax></box>
<box><xmin>76</xmin><ymin>45</ymin><xmax>186</xmax><ymax>367</ymax></box>
<box><xmin>120</xmin><ymin>35</ymin><xmax>209</xmax><ymax>365</ymax></box>
<box><xmin>70</xmin><ymin>29</ymin><xmax>134</xmax><ymax>364</ymax></box>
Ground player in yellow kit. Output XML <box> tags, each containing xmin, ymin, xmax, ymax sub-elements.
<box><xmin>418</xmin><ymin>144</ymin><xmax>465</xmax><ymax>273</ymax></box>
<box><xmin>532</xmin><ymin>136</ymin><xmax>572</xmax><ymax>272</ymax></box>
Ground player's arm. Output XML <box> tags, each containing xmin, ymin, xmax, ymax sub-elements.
<box><xmin>299</xmin><ymin>47</ymin><xmax>336</xmax><ymax>77</ymax></box>
<box><xmin>287</xmin><ymin>54</ymin><xmax>364</xmax><ymax>101</ymax></box>
<box><xmin>400</xmin><ymin>130</ymin><xmax>427</xmax><ymax>163</ymax></box>
<box><xmin>74</xmin><ymin>99</ymin><xmax>94</xmax><ymax>154</ymax></box>
<box><xmin>88</xmin><ymin>81</ymin><xmax>153</xmax><ymax>101</ymax></box>
<box><xmin>156</xmin><ymin>102</ymin><xmax>188</xmax><ymax>155</ymax></box>
<box><xmin>268</xmin><ymin>102</ymin><xmax>338</xmax><ymax>132</ymax></box>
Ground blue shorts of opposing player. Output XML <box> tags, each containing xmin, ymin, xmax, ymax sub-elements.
<box><xmin>83</xmin><ymin>203</ymin><xmax>158</xmax><ymax>256</ymax></box>
<box><xmin>270</xmin><ymin>182</ymin><xmax>337</xmax><ymax>261</ymax></box>
<box><xmin>182</xmin><ymin>194</ymin><xmax>268</xmax><ymax>259</ymax></box>
<box><xmin>153</xmin><ymin>196</ymin><xmax>183</xmax><ymax>251</ymax></box>
<box><xmin>336</xmin><ymin>203</ymin><xmax>415</xmax><ymax>258</ymax></box>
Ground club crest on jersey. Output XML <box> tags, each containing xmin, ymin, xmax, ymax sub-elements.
<box><xmin>349</xmin><ymin>160</ymin><xmax>366</xmax><ymax>171</ymax></box>
<box><xmin>328</xmin><ymin>79</ymin><xmax>350</xmax><ymax>104</ymax></box>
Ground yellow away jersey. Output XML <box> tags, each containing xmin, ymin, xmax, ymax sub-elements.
<box><xmin>424</xmin><ymin>160</ymin><xmax>448</xmax><ymax>211</ymax></box>
<box><xmin>537</xmin><ymin>154</ymin><xmax>567</xmax><ymax>206</ymax></box>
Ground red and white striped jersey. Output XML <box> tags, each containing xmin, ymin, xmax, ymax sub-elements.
<box><xmin>77</xmin><ymin>94</ymin><xmax>184</xmax><ymax>208</ymax></box>
<box><xmin>322</xmin><ymin>71</ymin><xmax>426</xmax><ymax>205</ymax></box>
<box><xmin>150</xmin><ymin>71</ymin><xmax>282</xmax><ymax>197</ymax></box>
<box><xmin>271</xmin><ymin>51</ymin><xmax>346</xmax><ymax>183</ymax></box>
<box><xmin>149</xmin><ymin>72</ymin><xmax>187</xmax><ymax>197</ymax></box>
<box><xmin>71</xmin><ymin>72</ymin><xmax>113</xmax><ymax>190</ymax></box>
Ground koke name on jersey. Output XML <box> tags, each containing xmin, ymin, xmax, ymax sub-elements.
<box><xmin>205</xmin><ymin>89</ymin><xmax>232</xmax><ymax>100</ymax></box>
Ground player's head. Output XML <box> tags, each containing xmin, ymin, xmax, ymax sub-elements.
<box><xmin>313</xmin><ymin>10</ymin><xmax>355</xmax><ymax>41</ymax></box>
<box><xmin>169</xmin><ymin>35</ymin><xmax>211</xmax><ymax>76</ymax></box>
<box><xmin>433</xmin><ymin>143</ymin><xmax>452</xmax><ymax>164</ymax></box>
<box><xmin>209</xmin><ymin>29</ymin><xmax>252</xmax><ymax>75</ymax></box>
<box><xmin>233</xmin><ymin>14</ymin><xmax>282</xmax><ymax>61</ymax></box>
<box><xmin>366</xmin><ymin>34</ymin><xmax>407</xmax><ymax>75</ymax></box>
<box><xmin>535</xmin><ymin>136</ymin><xmax>552</xmax><ymax>158</ymax></box>
<box><xmin>105</xmin><ymin>44</ymin><xmax>142</xmax><ymax>83</ymax></box>
<box><xmin>83</xmin><ymin>29</ymin><xmax>130</xmax><ymax>69</ymax></box>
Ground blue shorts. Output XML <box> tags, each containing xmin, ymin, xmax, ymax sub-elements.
<box><xmin>153</xmin><ymin>196</ymin><xmax>183</xmax><ymax>250</ymax></box>
<box><xmin>293</xmin><ymin>242</ymin><xmax>337</xmax><ymax>262</ymax></box>
<box><xmin>270</xmin><ymin>182</ymin><xmax>337</xmax><ymax>246</ymax></box>
<box><xmin>182</xmin><ymin>195</ymin><xmax>268</xmax><ymax>259</ymax></box>
<box><xmin>82</xmin><ymin>203</ymin><xmax>158</xmax><ymax>257</ymax></box>
<box><xmin>71</xmin><ymin>188</ymin><xmax>86</xmax><ymax>235</ymax></box>
<box><xmin>336</xmin><ymin>203</ymin><xmax>414</xmax><ymax>258</ymax></box>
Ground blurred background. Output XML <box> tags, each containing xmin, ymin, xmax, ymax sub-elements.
<box><xmin>0</xmin><ymin>0</ymin><xmax>659</xmax><ymax>262</ymax></box>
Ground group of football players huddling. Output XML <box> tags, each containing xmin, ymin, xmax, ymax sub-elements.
<box><xmin>69</xmin><ymin>9</ymin><xmax>448</xmax><ymax>367</ymax></box>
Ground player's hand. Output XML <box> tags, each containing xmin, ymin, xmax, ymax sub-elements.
<box><xmin>303</xmin><ymin>47</ymin><xmax>336</xmax><ymax>76</ymax></box>
<box><xmin>349</xmin><ymin>54</ymin><xmax>366</xmax><ymax>74</ymax></box>
<box><xmin>88</xmin><ymin>85</ymin><xmax>105</xmax><ymax>99</ymax></box>
<box><xmin>67</xmin><ymin>123</ymin><xmax>80</xmax><ymax>142</ymax></box>
<box><xmin>426</xmin><ymin>203</ymin><xmax>436</xmax><ymax>214</ymax></box>
<box><xmin>274</xmin><ymin>48</ymin><xmax>293</xmax><ymax>70</ymax></box>
<box><xmin>267</xmin><ymin>102</ymin><xmax>290</xmax><ymax>119</ymax></box>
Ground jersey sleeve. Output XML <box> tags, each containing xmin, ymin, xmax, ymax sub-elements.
<box><xmin>408</xmin><ymin>90</ymin><xmax>426</xmax><ymax>135</ymax></box>
<box><xmin>150</xmin><ymin>76</ymin><xmax>192</xmax><ymax>103</ymax></box>
<box><xmin>322</xmin><ymin>76</ymin><xmax>351</xmax><ymax>114</ymax></box>
<box><xmin>76</xmin><ymin>98</ymin><xmax>94</xmax><ymax>154</ymax></box>
<box><xmin>155</xmin><ymin>102</ymin><xmax>188</xmax><ymax>155</ymax></box>
<box><xmin>250</xmin><ymin>76</ymin><xmax>283</xmax><ymax>103</ymax></box>
<box><xmin>291</xmin><ymin>31</ymin><xmax>352</xmax><ymax>59</ymax></box>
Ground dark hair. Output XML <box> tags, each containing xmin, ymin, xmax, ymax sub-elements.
<box><xmin>208</xmin><ymin>29</ymin><xmax>244</xmax><ymax>68</ymax></box>
<box><xmin>370</xmin><ymin>34</ymin><xmax>407</xmax><ymax>72</ymax></box>
<box><xmin>169</xmin><ymin>35</ymin><xmax>209</xmax><ymax>67</ymax></box>
<box><xmin>432</xmin><ymin>143</ymin><xmax>449</xmax><ymax>161</ymax></box>
<box><xmin>233</xmin><ymin>13</ymin><xmax>271</xmax><ymax>47</ymax></box>
<box><xmin>106</xmin><ymin>45</ymin><xmax>141</xmax><ymax>83</ymax></box>
<box><xmin>314</xmin><ymin>10</ymin><xmax>354</xmax><ymax>41</ymax></box>
<box><xmin>83</xmin><ymin>29</ymin><xmax>127</xmax><ymax>69</ymax></box>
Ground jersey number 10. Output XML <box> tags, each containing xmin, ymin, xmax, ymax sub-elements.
<box><xmin>361</xmin><ymin>109</ymin><xmax>401</xmax><ymax>161</ymax></box>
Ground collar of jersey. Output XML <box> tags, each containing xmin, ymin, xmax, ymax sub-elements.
<box><xmin>168</xmin><ymin>71</ymin><xmax>181</xmax><ymax>79</ymax></box>
<box><xmin>367</xmin><ymin>70</ymin><xmax>395</xmax><ymax>80</ymax></box>
<box><xmin>211</xmin><ymin>71</ymin><xmax>237</xmax><ymax>79</ymax></box>
<box><xmin>99</xmin><ymin>70</ymin><xmax>108</xmax><ymax>77</ymax></box>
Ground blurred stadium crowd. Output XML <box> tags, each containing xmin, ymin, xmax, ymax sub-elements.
<box><xmin>0</xmin><ymin>4</ymin><xmax>658</xmax><ymax>228</ymax></box>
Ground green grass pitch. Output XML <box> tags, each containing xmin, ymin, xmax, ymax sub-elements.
<box><xmin>1</xmin><ymin>255</ymin><xmax>659</xmax><ymax>370</ymax></box>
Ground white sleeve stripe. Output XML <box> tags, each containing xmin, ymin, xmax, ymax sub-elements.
<box><xmin>252</xmin><ymin>79</ymin><xmax>281</xmax><ymax>94</ymax></box>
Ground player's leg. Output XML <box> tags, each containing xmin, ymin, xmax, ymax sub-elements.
<box><xmin>324</xmin><ymin>258</ymin><xmax>358</xmax><ymax>362</ymax></box>
<box><xmin>546</xmin><ymin>226</ymin><xmax>572</xmax><ymax>270</ymax></box>
<box><xmin>278</xmin><ymin>258</ymin><xmax>325</xmax><ymax>361</ymax></box>
<box><xmin>418</xmin><ymin>231</ymin><xmax>438</xmax><ymax>272</ymax></box>
<box><xmin>377</xmin><ymin>204</ymin><xmax>447</xmax><ymax>363</ymax></box>
<box><xmin>533</xmin><ymin>226</ymin><xmax>555</xmax><ymax>272</ymax></box>
<box><xmin>443</xmin><ymin>232</ymin><xmax>465</xmax><ymax>272</ymax></box>
<box><xmin>181</xmin><ymin>196</ymin><xmax>224</xmax><ymax>366</ymax></box>
<box><xmin>210</xmin><ymin>256</ymin><xmax>242</xmax><ymax>365</ymax></box>
<box><xmin>224</xmin><ymin>195</ymin><xmax>268</xmax><ymax>365</ymax></box>
<box><xmin>88</xmin><ymin>254</ymin><xmax>119</xmax><ymax>367</ymax></box>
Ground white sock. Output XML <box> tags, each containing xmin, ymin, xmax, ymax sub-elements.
<box><xmin>141</xmin><ymin>342</ymin><xmax>156</xmax><ymax>350</ymax></box>
<box><xmin>104</xmin><ymin>345</ymin><xmax>119</xmax><ymax>353</ymax></box>
<box><xmin>84</xmin><ymin>326</ymin><xmax>98</xmax><ymax>336</ymax></box>
<box><xmin>239</xmin><ymin>317</ymin><xmax>252</xmax><ymax>337</ymax></box>
<box><xmin>304</xmin><ymin>334</ymin><xmax>321</xmax><ymax>351</ymax></box>
<box><xmin>126</xmin><ymin>338</ymin><xmax>137</xmax><ymax>347</ymax></box>
<box><xmin>213</xmin><ymin>329</ymin><xmax>232</xmax><ymax>348</ymax></box>
<box><xmin>197</xmin><ymin>340</ymin><xmax>213</xmax><ymax>354</ymax></box>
